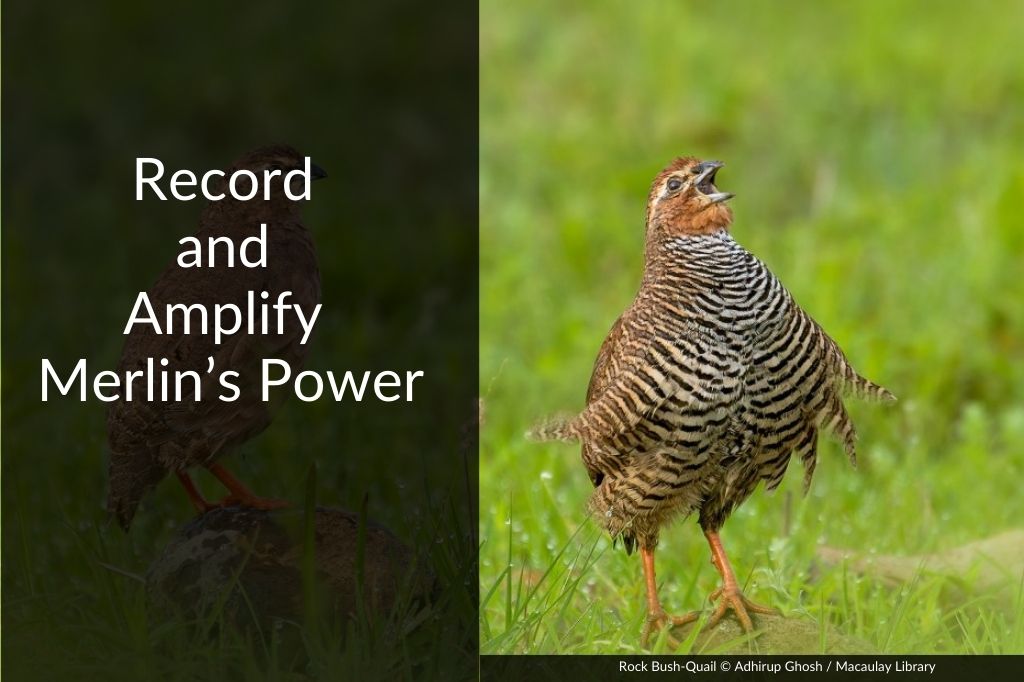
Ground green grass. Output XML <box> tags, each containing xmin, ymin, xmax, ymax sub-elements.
<box><xmin>480</xmin><ymin>0</ymin><xmax>1024</xmax><ymax>654</ymax></box>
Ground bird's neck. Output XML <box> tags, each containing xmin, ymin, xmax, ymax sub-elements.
<box><xmin>199</xmin><ymin>198</ymin><xmax>305</xmax><ymax>235</ymax></box>
<box><xmin>644</xmin><ymin>227</ymin><xmax>734</xmax><ymax>271</ymax></box>
<box><xmin>644</xmin><ymin>206</ymin><xmax>733</xmax><ymax>260</ymax></box>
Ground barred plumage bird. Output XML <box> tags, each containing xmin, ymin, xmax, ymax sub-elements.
<box><xmin>532</xmin><ymin>157</ymin><xmax>894</xmax><ymax>642</ymax></box>
<box><xmin>107</xmin><ymin>145</ymin><xmax>325</xmax><ymax>530</ymax></box>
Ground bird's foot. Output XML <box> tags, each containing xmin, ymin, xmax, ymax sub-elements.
<box><xmin>705</xmin><ymin>584</ymin><xmax>777</xmax><ymax>632</ymax></box>
<box><xmin>220</xmin><ymin>495</ymin><xmax>291</xmax><ymax>511</ymax></box>
<box><xmin>203</xmin><ymin>463</ymin><xmax>289</xmax><ymax>512</ymax></box>
<box><xmin>214</xmin><ymin>494</ymin><xmax>291</xmax><ymax>512</ymax></box>
<box><xmin>641</xmin><ymin>609</ymin><xmax>700</xmax><ymax>648</ymax></box>
<box><xmin>190</xmin><ymin>495</ymin><xmax>289</xmax><ymax>517</ymax></box>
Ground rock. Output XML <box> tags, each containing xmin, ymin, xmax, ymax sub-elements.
<box><xmin>817</xmin><ymin>529</ymin><xmax>1024</xmax><ymax>606</ymax></box>
<box><xmin>145</xmin><ymin>506</ymin><xmax>435</xmax><ymax>632</ymax></box>
<box><xmin>669</xmin><ymin>613</ymin><xmax>875</xmax><ymax>654</ymax></box>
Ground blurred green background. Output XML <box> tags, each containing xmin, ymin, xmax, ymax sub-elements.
<box><xmin>480</xmin><ymin>0</ymin><xmax>1024</xmax><ymax>653</ymax></box>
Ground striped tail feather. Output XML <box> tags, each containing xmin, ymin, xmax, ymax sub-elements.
<box><xmin>816</xmin><ymin>392</ymin><xmax>858</xmax><ymax>467</ymax></box>
<box><xmin>808</xmin><ymin>315</ymin><xmax>895</xmax><ymax>404</ymax></box>
<box><xmin>842</xmin><ymin>369</ymin><xmax>896</xmax><ymax>403</ymax></box>
<box><xmin>526</xmin><ymin>414</ymin><xmax>580</xmax><ymax>443</ymax></box>
<box><xmin>794</xmin><ymin>425</ymin><xmax>819</xmax><ymax>494</ymax></box>
<box><xmin>827</xmin><ymin>342</ymin><xmax>896</xmax><ymax>403</ymax></box>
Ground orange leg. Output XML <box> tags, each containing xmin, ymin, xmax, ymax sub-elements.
<box><xmin>702</xmin><ymin>529</ymin><xmax>777</xmax><ymax>632</ymax></box>
<box><xmin>206</xmin><ymin>463</ymin><xmax>289</xmax><ymax>510</ymax></box>
<box><xmin>640</xmin><ymin>545</ymin><xmax>699</xmax><ymax>647</ymax></box>
<box><xmin>177</xmin><ymin>471</ymin><xmax>214</xmax><ymax>514</ymax></box>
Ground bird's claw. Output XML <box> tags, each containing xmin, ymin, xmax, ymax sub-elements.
<box><xmin>641</xmin><ymin>609</ymin><xmax>700</xmax><ymax>648</ymax></box>
<box><xmin>705</xmin><ymin>585</ymin><xmax>777</xmax><ymax>632</ymax></box>
<box><xmin>225</xmin><ymin>496</ymin><xmax>291</xmax><ymax>511</ymax></box>
<box><xmin>211</xmin><ymin>495</ymin><xmax>291</xmax><ymax>512</ymax></box>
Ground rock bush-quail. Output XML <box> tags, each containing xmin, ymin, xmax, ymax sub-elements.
<box><xmin>107</xmin><ymin>145</ymin><xmax>326</xmax><ymax>529</ymax></box>
<box><xmin>532</xmin><ymin>157</ymin><xmax>894</xmax><ymax>643</ymax></box>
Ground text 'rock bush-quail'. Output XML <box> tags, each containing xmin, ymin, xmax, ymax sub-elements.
<box><xmin>531</xmin><ymin>157</ymin><xmax>894</xmax><ymax>644</ymax></box>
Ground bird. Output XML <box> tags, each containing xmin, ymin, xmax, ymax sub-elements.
<box><xmin>107</xmin><ymin>145</ymin><xmax>326</xmax><ymax>530</ymax></box>
<box><xmin>531</xmin><ymin>156</ymin><xmax>894</xmax><ymax>644</ymax></box>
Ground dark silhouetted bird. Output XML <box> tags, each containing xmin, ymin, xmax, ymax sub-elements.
<box><xmin>532</xmin><ymin>157</ymin><xmax>894</xmax><ymax>643</ymax></box>
<box><xmin>107</xmin><ymin>145</ymin><xmax>326</xmax><ymax>529</ymax></box>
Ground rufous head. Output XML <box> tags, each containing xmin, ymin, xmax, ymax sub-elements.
<box><xmin>192</xmin><ymin>145</ymin><xmax>327</xmax><ymax>207</ymax></box>
<box><xmin>645</xmin><ymin>157</ymin><xmax>734</xmax><ymax>238</ymax></box>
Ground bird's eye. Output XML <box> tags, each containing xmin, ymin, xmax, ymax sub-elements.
<box><xmin>667</xmin><ymin>178</ymin><xmax>683</xmax><ymax>191</ymax></box>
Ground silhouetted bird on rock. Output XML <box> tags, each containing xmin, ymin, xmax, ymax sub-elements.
<box><xmin>107</xmin><ymin>145</ymin><xmax>326</xmax><ymax>529</ymax></box>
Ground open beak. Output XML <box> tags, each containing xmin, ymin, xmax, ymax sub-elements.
<box><xmin>695</xmin><ymin>160</ymin><xmax>733</xmax><ymax>204</ymax></box>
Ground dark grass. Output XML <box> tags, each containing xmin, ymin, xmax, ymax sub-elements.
<box><xmin>4</xmin><ymin>4</ymin><xmax>478</xmax><ymax>677</ymax></box>
<box><xmin>3</xmin><ymin>458</ymin><xmax>477</xmax><ymax>681</ymax></box>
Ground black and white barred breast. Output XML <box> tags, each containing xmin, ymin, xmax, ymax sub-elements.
<box><xmin>535</xmin><ymin>230</ymin><xmax>893</xmax><ymax>552</ymax></box>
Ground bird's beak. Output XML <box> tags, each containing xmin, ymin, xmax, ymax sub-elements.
<box><xmin>695</xmin><ymin>160</ymin><xmax>724</xmax><ymax>180</ymax></box>
<box><xmin>695</xmin><ymin>160</ymin><xmax>734</xmax><ymax>204</ymax></box>
<box><xmin>310</xmin><ymin>162</ymin><xmax>328</xmax><ymax>180</ymax></box>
